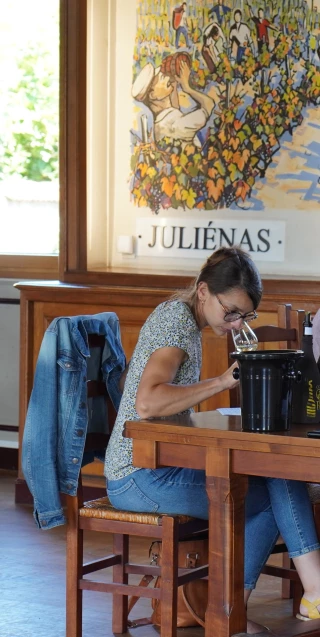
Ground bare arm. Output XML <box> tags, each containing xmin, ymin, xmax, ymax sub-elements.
<box><xmin>135</xmin><ymin>346</ymin><xmax>239</xmax><ymax>418</ymax></box>
<box><xmin>175</xmin><ymin>62</ymin><xmax>215</xmax><ymax>117</ymax></box>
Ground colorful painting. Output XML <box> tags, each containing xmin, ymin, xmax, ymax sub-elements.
<box><xmin>130</xmin><ymin>0</ymin><xmax>320</xmax><ymax>214</ymax></box>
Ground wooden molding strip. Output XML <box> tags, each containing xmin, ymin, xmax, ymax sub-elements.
<box><xmin>0</xmin><ymin>425</ymin><xmax>18</xmax><ymax>432</ymax></box>
<box><xmin>0</xmin><ymin>255</ymin><xmax>58</xmax><ymax>280</ymax></box>
<box><xmin>0</xmin><ymin>298</ymin><xmax>20</xmax><ymax>305</ymax></box>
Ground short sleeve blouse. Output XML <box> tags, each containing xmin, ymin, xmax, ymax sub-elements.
<box><xmin>104</xmin><ymin>300</ymin><xmax>202</xmax><ymax>481</ymax></box>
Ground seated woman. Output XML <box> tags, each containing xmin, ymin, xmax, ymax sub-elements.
<box><xmin>105</xmin><ymin>246</ymin><xmax>320</xmax><ymax>632</ymax></box>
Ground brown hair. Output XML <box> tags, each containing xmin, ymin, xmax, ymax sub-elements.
<box><xmin>172</xmin><ymin>246</ymin><xmax>262</xmax><ymax>320</ymax></box>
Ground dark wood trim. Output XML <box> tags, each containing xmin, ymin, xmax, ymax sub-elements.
<box><xmin>262</xmin><ymin>278</ymin><xmax>320</xmax><ymax>299</ymax></box>
<box><xmin>15</xmin><ymin>478</ymin><xmax>106</xmax><ymax>506</ymax></box>
<box><xmin>17</xmin><ymin>295</ymin><xmax>35</xmax><ymax>477</ymax></box>
<box><xmin>0</xmin><ymin>448</ymin><xmax>18</xmax><ymax>471</ymax></box>
<box><xmin>14</xmin><ymin>276</ymin><xmax>320</xmax><ymax>312</ymax></box>
<box><xmin>0</xmin><ymin>299</ymin><xmax>20</xmax><ymax>305</ymax></box>
<box><xmin>62</xmin><ymin>269</ymin><xmax>320</xmax><ymax>303</ymax></box>
<box><xmin>60</xmin><ymin>268</ymin><xmax>195</xmax><ymax>289</ymax></box>
<box><xmin>59</xmin><ymin>0</ymin><xmax>66</xmax><ymax>280</ymax></box>
<box><xmin>62</xmin><ymin>267</ymin><xmax>320</xmax><ymax>298</ymax></box>
<box><xmin>0</xmin><ymin>425</ymin><xmax>18</xmax><ymax>432</ymax></box>
<box><xmin>59</xmin><ymin>0</ymin><xmax>87</xmax><ymax>280</ymax></box>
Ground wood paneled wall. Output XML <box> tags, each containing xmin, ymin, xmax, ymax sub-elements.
<box><xmin>15</xmin><ymin>279</ymin><xmax>320</xmax><ymax>500</ymax></box>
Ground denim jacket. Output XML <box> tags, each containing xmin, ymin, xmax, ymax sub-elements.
<box><xmin>22</xmin><ymin>313</ymin><xmax>125</xmax><ymax>530</ymax></box>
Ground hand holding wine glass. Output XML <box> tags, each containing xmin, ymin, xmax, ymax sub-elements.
<box><xmin>232</xmin><ymin>321</ymin><xmax>258</xmax><ymax>353</ymax></box>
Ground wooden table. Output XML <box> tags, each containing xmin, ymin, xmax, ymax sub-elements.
<box><xmin>125</xmin><ymin>412</ymin><xmax>320</xmax><ymax>637</ymax></box>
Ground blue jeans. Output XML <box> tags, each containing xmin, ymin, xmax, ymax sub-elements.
<box><xmin>175</xmin><ymin>26</ymin><xmax>190</xmax><ymax>48</ymax></box>
<box><xmin>107</xmin><ymin>468</ymin><xmax>320</xmax><ymax>589</ymax></box>
<box><xmin>236</xmin><ymin>45</ymin><xmax>246</xmax><ymax>63</ymax></box>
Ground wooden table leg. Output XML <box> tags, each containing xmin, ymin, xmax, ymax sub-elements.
<box><xmin>205</xmin><ymin>447</ymin><xmax>248</xmax><ymax>637</ymax></box>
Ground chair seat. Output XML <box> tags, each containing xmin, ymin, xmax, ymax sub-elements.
<box><xmin>80</xmin><ymin>496</ymin><xmax>196</xmax><ymax>525</ymax></box>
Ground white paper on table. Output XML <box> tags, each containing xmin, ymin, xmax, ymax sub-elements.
<box><xmin>216</xmin><ymin>408</ymin><xmax>241</xmax><ymax>416</ymax></box>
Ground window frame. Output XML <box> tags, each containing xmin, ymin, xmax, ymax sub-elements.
<box><xmin>0</xmin><ymin>0</ymin><xmax>190</xmax><ymax>288</ymax></box>
<box><xmin>59</xmin><ymin>0</ymin><xmax>88</xmax><ymax>281</ymax></box>
<box><xmin>0</xmin><ymin>255</ymin><xmax>58</xmax><ymax>280</ymax></box>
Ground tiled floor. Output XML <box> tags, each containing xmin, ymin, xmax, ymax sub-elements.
<box><xmin>0</xmin><ymin>471</ymin><xmax>308</xmax><ymax>637</ymax></box>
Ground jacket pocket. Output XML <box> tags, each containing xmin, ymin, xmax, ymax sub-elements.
<box><xmin>57</xmin><ymin>355</ymin><xmax>81</xmax><ymax>396</ymax></box>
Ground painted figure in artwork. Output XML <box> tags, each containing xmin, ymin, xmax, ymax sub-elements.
<box><xmin>248</xmin><ymin>6</ymin><xmax>279</xmax><ymax>53</ymax></box>
<box><xmin>131</xmin><ymin>0</ymin><xmax>320</xmax><ymax>214</ymax></box>
<box><xmin>172</xmin><ymin>2</ymin><xmax>191</xmax><ymax>49</ymax></box>
<box><xmin>132</xmin><ymin>55</ymin><xmax>215</xmax><ymax>147</ymax></box>
<box><xmin>229</xmin><ymin>9</ymin><xmax>253</xmax><ymax>63</ymax></box>
<box><xmin>208</xmin><ymin>0</ymin><xmax>231</xmax><ymax>27</ymax></box>
<box><xmin>202</xmin><ymin>22</ymin><xmax>226</xmax><ymax>72</ymax></box>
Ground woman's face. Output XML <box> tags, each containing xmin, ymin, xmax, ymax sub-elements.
<box><xmin>149</xmin><ymin>72</ymin><xmax>173</xmax><ymax>100</ymax></box>
<box><xmin>197</xmin><ymin>283</ymin><xmax>256</xmax><ymax>335</ymax></box>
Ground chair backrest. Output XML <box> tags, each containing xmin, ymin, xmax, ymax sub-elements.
<box><xmin>227</xmin><ymin>303</ymin><xmax>305</xmax><ymax>407</ymax></box>
<box><xmin>85</xmin><ymin>333</ymin><xmax>117</xmax><ymax>452</ymax></box>
<box><xmin>70</xmin><ymin>333</ymin><xmax>118</xmax><ymax>508</ymax></box>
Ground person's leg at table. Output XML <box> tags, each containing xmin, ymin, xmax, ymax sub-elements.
<box><xmin>107</xmin><ymin>467</ymin><xmax>209</xmax><ymax>518</ymax></box>
<box><xmin>108</xmin><ymin>467</ymin><xmax>268</xmax><ymax>634</ymax></box>
<box><xmin>267</xmin><ymin>477</ymin><xmax>320</xmax><ymax>620</ymax></box>
<box><xmin>244</xmin><ymin>478</ymin><xmax>280</xmax><ymax>633</ymax></box>
<box><xmin>245</xmin><ymin>476</ymin><xmax>320</xmax><ymax>622</ymax></box>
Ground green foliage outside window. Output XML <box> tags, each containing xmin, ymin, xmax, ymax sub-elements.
<box><xmin>0</xmin><ymin>43</ymin><xmax>59</xmax><ymax>182</ymax></box>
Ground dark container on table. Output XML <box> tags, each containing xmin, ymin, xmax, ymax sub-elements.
<box><xmin>230</xmin><ymin>349</ymin><xmax>304</xmax><ymax>432</ymax></box>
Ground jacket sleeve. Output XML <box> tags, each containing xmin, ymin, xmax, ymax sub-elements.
<box><xmin>22</xmin><ymin>327</ymin><xmax>65</xmax><ymax>530</ymax></box>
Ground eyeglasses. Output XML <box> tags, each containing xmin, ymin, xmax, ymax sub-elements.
<box><xmin>216</xmin><ymin>294</ymin><xmax>258</xmax><ymax>323</ymax></box>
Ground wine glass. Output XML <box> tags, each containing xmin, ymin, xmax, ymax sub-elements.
<box><xmin>231</xmin><ymin>321</ymin><xmax>258</xmax><ymax>353</ymax></box>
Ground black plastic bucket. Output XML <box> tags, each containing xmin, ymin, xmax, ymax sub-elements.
<box><xmin>230</xmin><ymin>349</ymin><xmax>304</xmax><ymax>432</ymax></box>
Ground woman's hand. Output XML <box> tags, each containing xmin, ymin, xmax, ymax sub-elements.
<box><xmin>175</xmin><ymin>60</ymin><xmax>191</xmax><ymax>92</ymax></box>
<box><xmin>218</xmin><ymin>362</ymin><xmax>239</xmax><ymax>391</ymax></box>
<box><xmin>175</xmin><ymin>60</ymin><xmax>215</xmax><ymax>116</ymax></box>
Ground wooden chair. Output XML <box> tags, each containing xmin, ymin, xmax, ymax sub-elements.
<box><xmin>227</xmin><ymin>303</ymin><xmax>320</xmax><ymax>615</ymax></box>
<box><xmin>65</xmin><ymin>334</ymin><xmax>208</xmax><ymax>637</ymax></box>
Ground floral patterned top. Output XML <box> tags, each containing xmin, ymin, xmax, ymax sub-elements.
<box><xmin>104</xmin><ymin>300</ymin><xmax>202</xmax><ymax>481</ymax></box>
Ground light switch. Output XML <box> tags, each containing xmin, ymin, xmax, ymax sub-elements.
<box><xmin>117</xmin><ymin>235</ymin><xmax>134</xmax><ymax>255</ymax></box>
